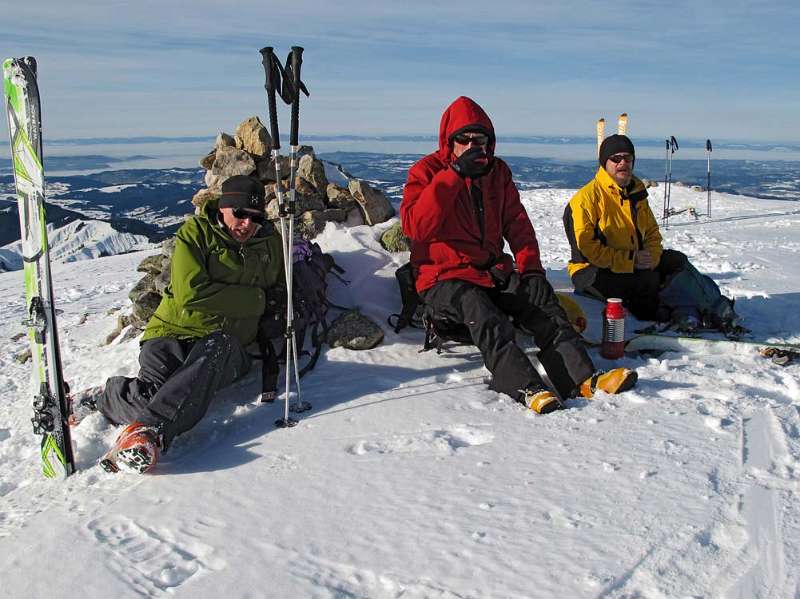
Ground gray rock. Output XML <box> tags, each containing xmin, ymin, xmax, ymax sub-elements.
<box><xmin>136</xmin><ymin>254</ymin><xmax>163</xmax><ymax>275</ymax></box>
<box><xmin>297</xmin><ymin>154</ymin><xmax>328</xmax><ymax>194</ymax></box>
<box><xmin>295</xmin><ymin>176</ymin><xmax>325</xmax><ymax>202</ymax></box>
<box><xmin>199</xmin><ymin>149</ymin><xmax>216</xmax><ymax>170</ymax></box>
<box><xmin>131</xmin><ymin>291</ymin><xmax>162</xmax><ymax>327</ymax></box>
<box><xmin>348</xmin><ymin>180</ymin><xmax>395</xmax><ymax>225</ymax></box>
<box><xmin>15</xmin><ymin>348</ymin><xmax>31</xmax><ymax>364</ymax></box>
<box><xmin>235</xmin><ymin>116</ymin><xmax>271</xmax><ymax>157</ymax></box>
<box><xmin>154</xmin><ymin>269</ymin><xmax>171</xmax><ymax>294</ymax></box>
<box><xmin>105</xmin><ymin>313</ymin><xmax>133</xmax><ymax>345</ymax></box>
<box><xmin>192</xmin><ymin>187</ymin><xmax>219</xmax><ymax>211</ymax></box>
<box><xmin>326</xmin><ymin>183</ymin><xmax>355</xmax><ymax>210</ymax></box>
<box><xmin>256</xmin><ymin>156</ymin><xmax>291</xmax><ymax>182</ymax></box>
<box><xmin>380</xmin><ymin>221</ymin><xmax>411</xmax><ymax>252</ymax></box>
<box><xmin>345</xmin><ymin>206</ymin><xmax>365</xmax><ymax>227</ymax></box>
<box><xmin>204</xmin><ymin>170</ymin><xmax>224</xmax><ymax>191</ymax></box>
<box><xmin>216</xmin><ymin>132</ymin><xmax>237</xmax><ymax>148</ymax></box>
<box><xmin>323</xmin><ymin>208</ymin><xmax>349</xmax><ymax>223</ymax></box>
<box><xmin>327</xmin><ymin>310</ymin><xmax>384</xmax><ymax>350</ymax></box>
<box><xmin>211</xmin><ymin>146</ymin><xmax>256</xmax><ymax>177</ymax></box>
<box><xmin>161</xmin><ymin>237</ymin><xmax>176</xmax><ymax>257</ymax></box>
<box><xmin>297</xmin><ymin>210</ymin><xmax>328</xmax><ymax>239</ymax></box>
<box><xmin>129</xmin><ymin>273</ymin><xmax>156</xmax><ymax>304</ymax></box>
<box><xmin>265</xmin><ymin>197</ymin><xmax>281</xmax><ymax>221</ymax></box>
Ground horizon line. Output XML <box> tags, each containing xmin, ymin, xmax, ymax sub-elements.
<box><xmin>40</xmin><ymin>134</ymin><xmax>800</xmax><ymax>152</ymax></box>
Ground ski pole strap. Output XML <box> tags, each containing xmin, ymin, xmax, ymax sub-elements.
<box><xmin>259</xmin><ymin>47</ymin><xmax>282</xmax><ymax>151</ymax></box>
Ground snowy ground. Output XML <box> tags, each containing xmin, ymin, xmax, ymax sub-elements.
<box><xmin>1</xmin><ymin>186</ymin><xmax>798</xmax><ymax>598</ymax></box>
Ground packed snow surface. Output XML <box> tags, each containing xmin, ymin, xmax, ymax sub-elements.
<box><xmin>0</xmin><ymin>186</ymin><xmax>798</xmax><ymax>598</ymax></box>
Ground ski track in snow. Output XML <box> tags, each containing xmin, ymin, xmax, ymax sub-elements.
<box><xmin>0</xmin><ymin>186</ymin><xmax>798</xmax><ymax>598</ymax></box>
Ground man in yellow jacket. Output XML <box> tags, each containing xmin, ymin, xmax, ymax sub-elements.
<box><xmin>563</xmin><ymin>135</ymin><xmax>687</xmax><ymax>321</ymax></box>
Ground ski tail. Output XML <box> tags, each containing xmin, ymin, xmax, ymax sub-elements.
<box><xmin>617</xmin><ymin>113</ymin><xmax>628</xmax><ymax>135</ymax></box>
<box><xmin>596</xmin><ymin>118</ymin><xmax>605</xmax><ymax>158</ymax></box>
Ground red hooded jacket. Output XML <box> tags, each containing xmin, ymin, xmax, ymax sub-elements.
<box><xmin>401</xmin><ymin>96</ymin><xmax>544</xmax><ymax>292</ymax></box>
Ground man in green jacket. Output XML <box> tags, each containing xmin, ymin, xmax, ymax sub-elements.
<box><xmin>75</xmin><ymin>175</ymin><xmax>284</xmax><ymax>473</ymax></box>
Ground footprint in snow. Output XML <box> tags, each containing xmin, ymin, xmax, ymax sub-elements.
<box><xmin>347</xmin><ymin>424</ymin><xmax>494</xmax><ymax>456</ymax></box>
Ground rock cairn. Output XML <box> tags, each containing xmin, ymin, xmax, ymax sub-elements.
<box><xmin>112</xmin><ymin>116</ymin><xmax>402</xmax><ymax>347</ymax></box>
<box><xmin>193</xmin><ymin>116</ymin><xmax>395</xmax><ymax>238</ymax></box>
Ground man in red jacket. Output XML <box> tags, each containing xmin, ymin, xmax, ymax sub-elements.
<box><xmin>401</xmin><ymin>96</ymin><xmax>637</xmax><ymax>413</ymax></box>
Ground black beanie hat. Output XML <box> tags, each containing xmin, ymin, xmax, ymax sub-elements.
<box><xmin>598</xmin><ymin>134</ymin><xmax>635</xmax><ymax>166</ymax></box>
<box><xmin>218</xmin><ymin>175</ymin><xmax>266</xmax><ymax>210</ymax></box>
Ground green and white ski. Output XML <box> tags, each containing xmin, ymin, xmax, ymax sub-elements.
<box><xmin>625</xmin><ymin>333</ymin><xmax>799</xmax><ymax>366</ymax></box>
<box><xmin>3</xmin><ymin>56</ymin><xmax>75</xmax><ymax>478</ymax></box>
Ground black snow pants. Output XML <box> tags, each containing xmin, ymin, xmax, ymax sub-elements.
<box><xmin>97</xmin><ymin>330</ymin><xmax>251</xmax><ymax>450</ymax></box>
<box><xmin>572</xmin><ymin>249</ymin><xmax>688</xmax><ymax>321</ymax></box>
<box><xmin>421</xmin><ymin>278</ymin><xmax>595</xmax><ymax>401</ymax></box>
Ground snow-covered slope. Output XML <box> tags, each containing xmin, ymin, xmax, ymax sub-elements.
<box><xmin>0</xmin><ymin>186</ymin><xmax>798</xmax><ymax>598</ymax></box>
<box><xmin>0</xmin><ymin>219</ymin><xmax>153</xmax><ymax>271</ymax></box>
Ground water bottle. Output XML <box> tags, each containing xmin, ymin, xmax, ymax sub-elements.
<box><xmin>601</xmin><ymin>298</ymin><xmax>626</xmax><ymax>360</ymax></box>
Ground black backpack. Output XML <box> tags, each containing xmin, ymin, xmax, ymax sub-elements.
<box><xmin>388</xmin><ymin>261</ymin><xmax>473</xmax><ymax>352</ymax></box>
<box><xmin>257</xmin><ymin>240</ymin><xmax>347</xmax><ymax>399</ymax></box>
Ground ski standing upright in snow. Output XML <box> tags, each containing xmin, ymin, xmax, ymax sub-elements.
<box><xmin>3</xmin><ymin>56</ymin><xmax>75</xmax><ymax>479</ymax></box>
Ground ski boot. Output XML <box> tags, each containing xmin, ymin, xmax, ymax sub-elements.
<box><xmin>519</xmin><ymin>388</ymin><xmax>563</xmax><ymax>414</ymax></box>
<box><xmin>100</xmin><ymin>422</ymin><xmax>161</xmax><ymax>474</ymax></box>
<box><xmin>580</xmin><ymin>368</ymin><xmax>638</xmax><ymax>398</ymax></box>
<box><xmin>67</xmin><ymin>385</ymin><xmax>104</xmax><ymax>426</ymax></box>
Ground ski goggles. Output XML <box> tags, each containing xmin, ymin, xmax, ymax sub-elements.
<box><xmin>452</xmin><ymin>133</ymin><xmax>489</xmax><ymax>146</ymax></box>
<box><xmin>607</xmin><ymin>153</ymin><xmax>634</xmax><ymax>164</ymax></box>
<box><xmin>231</xmin><ymin>208</ymin><xmax>266</xmax><ymax>225</ymax></box>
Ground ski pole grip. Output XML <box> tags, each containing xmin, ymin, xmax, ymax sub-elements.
<box><xmin>671</xmin><ymin>135</ymin><xmax>679</xmax><ymax>151</ymax></box>
<box><xmin>259</xmin><ymin>46</ymin><xmax>281</xmax><ymax>151</ymax></box>
<box><xmin>289</xmin><ymin>46</ymin><xmax>304</xmax><ymax>147</ymax></box>
<box><xmin>706</xmin><ymin>139</ymin><xmax>712</xmax><ymax>152</ymax></box>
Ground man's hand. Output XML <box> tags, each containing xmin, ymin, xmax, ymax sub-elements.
<box><xmin>451</xmin><ymin>147</ymin><xmax>490</xmax><ymax>178</ymax></box>
<box><xmin>522</xmin><ymin>272</ymin><xmax>555</xmax><ymax>307</ymax></box>
<box><xmin>634</xmin><ymin>250</ymin><xmax>656</xmax><ymax>270</ymax></box>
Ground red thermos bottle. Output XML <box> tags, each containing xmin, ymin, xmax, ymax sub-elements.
<box><xmin>601</xmin><ymin>298</ymin><xmax>626</xmax><ymax>359</ymax></box>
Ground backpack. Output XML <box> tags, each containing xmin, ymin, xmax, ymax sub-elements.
<box><xmin>257</xmin><ymin>239</ymin><xmax>347</xmax><ymax>399</ymax></box>
<box><xmin>388</xmin><ymin>261</ymin><xmax>474</xmax><ymax>353</ymax></box>
<box><xmin>658</xmin><ymin>260</ymin><xmax>741</xmax><ymax>334</ymax></box>
<box><xmin>387</xmin><ymin>262</ymin><xmax>424</xmax><ymax>332</ymax></box>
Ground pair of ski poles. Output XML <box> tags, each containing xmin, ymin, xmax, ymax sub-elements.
<box><xmin>259</xmin><ymin>46</ymin><xmax>310</xmax><ymax>428</ymax></box>
<box><xmin>662</xmin><ymin>136</ymin><xmax>678</xmax><ymax>226</ymax></box>
<box><xmin>662</xmin><ymin>136</ymin><xmax>714</xmax><ymax>225</ymax></box>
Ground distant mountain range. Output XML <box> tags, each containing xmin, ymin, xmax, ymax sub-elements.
<box><xmin>0</xmin><ymin>167</ymin><xmax>203</xmax><ymax>247</ymax></box>
<box><xmin>0</xmin><ymin>152</ymin><xmax>796</xmax><ymax>261</ymax></box>
<box><xmin>0</xmin><ymin>219</ymin><xmax>153</xmax><ymax>272</ymax></box>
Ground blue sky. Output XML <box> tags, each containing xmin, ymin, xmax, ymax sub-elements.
<box><xmin>1</xmin><ymin>0</ymin><xmax>798</xmax><ymax>142</ymax></box>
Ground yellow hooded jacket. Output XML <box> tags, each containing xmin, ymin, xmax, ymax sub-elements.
<box><xmin>564</xmin><ymin>167</ymin><xmax>663</xmax><ymax>278</ymax></box>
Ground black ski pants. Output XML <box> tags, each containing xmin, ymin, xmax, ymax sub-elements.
<box><xmin>421</xmin><ymin>278</ymin><xmax>595</xmax><ymax>401</ymax></box>
<box><xmin>97</xmin><ymin>331</ymin><xmax>251</xmax><ymax>450</ymax></box>
<box><xmin>572</xmin><ymin>249</ymin><xmax>688</xmax><ymax>321</ymax></box>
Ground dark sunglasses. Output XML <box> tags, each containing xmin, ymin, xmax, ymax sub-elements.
<box><xmin>231</xmin><ymin>208</ymin><xmax>265</xmax><ymax>224</ymax></box>
<box><xmin>452</xmin><ymin>133</ymin><xmax>489</xmax><ymax>146</ymax></box>
<box><xmin>608</xmin><ymin>153</ymin><xmax>634</xmax><ymax>164</ymax></box>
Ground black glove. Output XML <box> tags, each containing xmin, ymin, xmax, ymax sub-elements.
<box><xmin>523</xmin><ymin>273</ymin><xmax>554</xmax><ymax>307</ymax></box>
<box><xmin>451</xmin><ymin>147</ymin><xmax>491</xmax><ymax>178</ymax></box>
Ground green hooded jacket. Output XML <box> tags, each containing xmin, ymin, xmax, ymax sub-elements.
<box><xmin>142</xmin><ymin>199</ymin><xmax>284</xmax><ymax>347</ymax></box>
